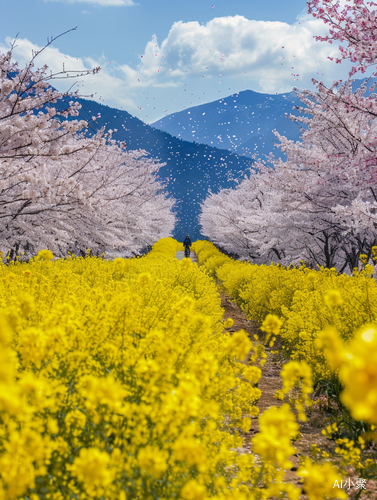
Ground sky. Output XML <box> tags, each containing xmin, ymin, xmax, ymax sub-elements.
<box><xmin>1</xmin><ymin>0</ymin><xmax>352</xmax><ymax>123</ymax></box>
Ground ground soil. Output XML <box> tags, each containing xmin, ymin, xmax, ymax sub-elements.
<box><xmin>219</xmin><ymin>287</ymin><xmax>377</xmax><ymax>500</ymax></box>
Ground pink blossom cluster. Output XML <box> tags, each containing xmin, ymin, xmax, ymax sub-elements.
<box><xmin>308</xmin><ymin>0</ymin><xmax>377</xmax><ymax>76</ymax></box>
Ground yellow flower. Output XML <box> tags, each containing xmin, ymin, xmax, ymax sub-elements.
<box><xmin>138</xmin><ymin>445</ymin><xmax>168</xmax><ymax>478</ymax></box>
<box><xmin>307</xmin><ymin>271</ymin><xmax>317</xmax><ymax>283</ymax></box>
<box><xmin>180</xmin><ymin>479</ymin><xmax>207</xmax><ymax>500</ymax></box>
<box><xmin>226</xmin><ymin>330</ymin><xmax>252</xmax><ymax>361</ymax></box>
<box><xmin>365</xmin><ymin>264</ymin><xmax>374</xmax><ymax>275</ymax></box>
<box><xmin>252</xmin><ymin>404</ymin><xmax>299</xmax><ymax>468</ymax></box>
<box><xmin>65</xmin><ymin>410</ymin><xmax>87</xmax><ymax>431</ymax></box>
<box><xmin>261</xmin><ymin>314</ymin><xmax>283</xmax><ymax>336</ymax></box>
<box><xmin>275</xmin><ymin>389</ymin><xmax>285</xmax><ymax>401</ymax></box>
<box><xmin>223</xmin><ymin>317</ymin><xmax>234</xmax><ymax>328</ymax></box>
<box><xmin>18</xmin><ymin>293</ymin><xmax>35</xmax><ymax>318</ymax></box>
<box><xmin>316</xmin><ymin>328</ymin><xmax>346</xmax><ymax>370</ymax></box>
<box><xmin>34</xmin><ymin>249</ymin><xmax>54</xmax><ymax>261</ymax></box>
<box><xmin>47</xmin><ymin>417</ymin><xmax>59</xmax><ymax>434</ymax></box>
<box><xmin>138</xmin><ymin>272</ymin><xmax>151</xmax><ymax>285</ymax></box>
<box><xmin>243</xmin><ymin>366</ymin><xmax>261</xmax><ymax>384</ymax></box>
<box><xmin>324</xmin><ymin>289</ymin><xmax>343</xmax><ymax>307</ymax></box>
<box><xmin>319</xmin><ymin>325</ymin><xmax>377</xmax><ymax>423</ymax></box>
<box><xmin>278</xmin><ymin>361</ymin><xmax>313</xmax><ymax>421</ymax></box>
<box><xmin>173</xmin><ymin>438</ymin><xmax>207</xmax><ymax>467</ymax></box>
<box><xmin>2</xmin><ymin>237</ymin><xmax>372</xmax><ymax>500</ymax></box>
<box><xmin>241</xmin><ymin>417</ymin><xmax>251</xmax><ymax>433</ymax></box>
<box><xmin>339</xmin><ymin>325</ymin><xmax>377</xmax><ymax>423</ymax></box>
<box><xmin>297</xmin><ymin>458</ymin><xmax>347</xmax><ymax>500</ymax></box>
<box><xmin>359</xmin><ymin>253</ymin><xmax>368</xmax><ymax>265</ymax></box>
<box><xmin>69</xmin><ymin>448</ymin><xmax>114</xmax><ymax>489</ymax></box>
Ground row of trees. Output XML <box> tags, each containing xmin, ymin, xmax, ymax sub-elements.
<box><xmin>0</xmin><ymin>33</ymin><xmax>175</xmax><ymax>259</ymax></box>
<box><xmin>200</xmin><ymin>0</ymin><xmax>377</xmax><ymax>272</ymax></box>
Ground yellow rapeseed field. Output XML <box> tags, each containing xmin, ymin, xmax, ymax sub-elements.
<box><xmin>2</xmin><ymin>237</ymin><xmax>375</xmax><ymax>499</ymax></box>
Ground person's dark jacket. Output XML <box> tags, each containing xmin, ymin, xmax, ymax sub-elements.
<box><xmin>183</xmin><ymin>236</ymin><xmax>191</xmax><ymax>247</ymax></box>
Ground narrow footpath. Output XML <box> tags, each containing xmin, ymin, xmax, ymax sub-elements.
<box><xmin>175</xmin><ymin>250</ymin><xmax>198</xmax><ymax>263</ymax></box>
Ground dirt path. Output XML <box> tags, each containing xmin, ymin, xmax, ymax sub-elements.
<box><xmin>219</xmin><ymin>289</ymin><xmax>282</xmax><ymax>416</ymax></box>
<box><xmin>175</xmin><ymin>250</ymin><xmax>198</xmax><ymax>263</ymax></box>
<box><xmin>219</xmin><ymin>287</ymin><xmax>377</xmax><ymax>499</ymax></box>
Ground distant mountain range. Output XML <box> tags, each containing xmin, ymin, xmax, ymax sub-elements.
<box><xmin>151</xmin><ymin>89</ymin><xmax>302</xmax><ymax>159</ymax></box>
<box><xmin>61</xmin><ymin>88</ymin><xmax>305</xmax><ymax>241</ymax></box>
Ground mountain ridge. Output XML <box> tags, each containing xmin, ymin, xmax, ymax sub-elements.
<box><xmin>151</xmin><ymin>88</ymin><xmax>303</xmax><ymax>159</ymax></box>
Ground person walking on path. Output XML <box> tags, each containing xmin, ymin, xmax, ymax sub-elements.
<box><xmin>183</xmin><ymin>235</ymin><xmax>191</xmax><ymax>248</ymax></box>
<box><xmin>183</xmin><ymin>235</ymin><xmax>192</xmax><ymax>257</ymax></box>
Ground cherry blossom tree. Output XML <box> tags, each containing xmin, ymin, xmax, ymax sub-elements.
<box><xmin>272</xmin><ymin>0</ymin><xmax>377</xmax><ymax>268</ymax></box>
<box><xmin>271</xmin><ymin>78</ymin><xmax>377</xmax><ymax>269</ymax></box>
<box><xmin>0</xmin><ymin>35</ymin><xmax>175</xmax><ymax>258</ymax></box>
<box><xmin>201</xmin><ymin>0</ymin><xmax>377</xmax><ymax>271</ymax></box>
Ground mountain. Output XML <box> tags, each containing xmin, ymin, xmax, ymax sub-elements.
<box><xmin>151</xmin><ymin>89</ymin><xmax>302</xmax><ymax>159</ymax></box>
<box><xmin>71</xmin><ymin>98</ymin><xmax>254</xmax><ymax>241</ymax></box>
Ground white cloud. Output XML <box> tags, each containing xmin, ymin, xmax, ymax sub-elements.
<box><xmin>1</xmin><ymin>37</ymin><xmax>139</xmax><ymax>113</ymax></box>
<box><xmin>45</xmin><ymin>0</ymin><xmax>135</xmax><ymax>6</ymax></box>
<box><xmin>124</xmin><ymin>14</ymin><xmax>347</xmax><ymax>93</ymax></box>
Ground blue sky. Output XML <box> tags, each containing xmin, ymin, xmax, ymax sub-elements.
<box><xmin>1</xmin><ymin>0</ymin><xmax>350</xmax><ymax>123</ymax></box>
